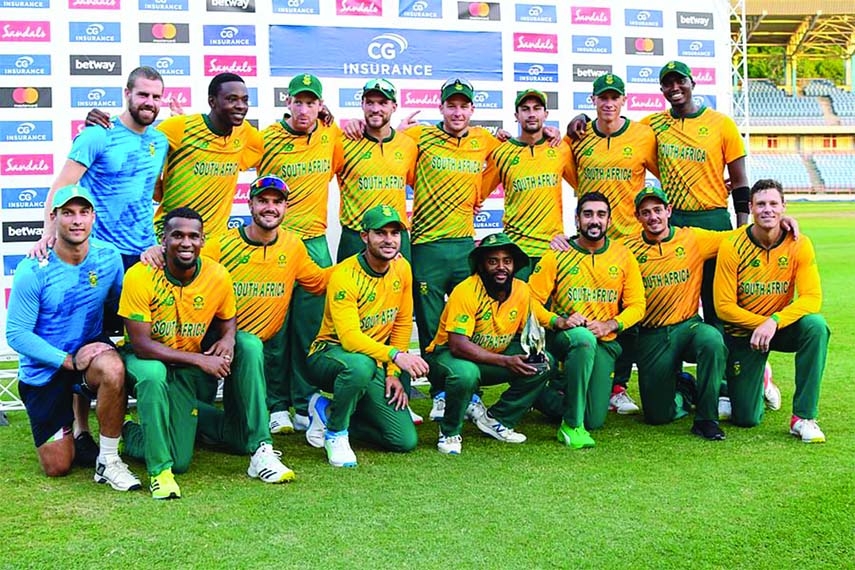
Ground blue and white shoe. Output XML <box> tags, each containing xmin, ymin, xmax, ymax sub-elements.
<box><xmin>429</xmin><ymin>391</ymin><xmax>446</xmax><ymax>421</ymax></box>
<box><xmin>324</xmin><ymin>429</ymin><xmax>357</xmax><ymax>467</ymax></box>
<box><xmin>305</xmin><ymin>393</ymin><xmax>331</xmax><ymax>449</ymax></box>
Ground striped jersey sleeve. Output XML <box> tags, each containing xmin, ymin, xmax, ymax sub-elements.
<box><xmin>482</xmin><ymin>139</ymin><xmax>571</xmax><ymax>257</ymax></box>
<box><xmin>714</xmin><ymin>228</ymin><xmax>821</xmax><ymax>337</ymax></box>
<box><xmin>408</xmin><ymin>125</ymin><xmax>500</xmax><ymax>244</ymax></box>
<box><xmin>641</xmin><ymin>108</ymin><xmax>745</xmax><ymax>212</ymax></box>
<box><xmin>257</xmin><ymin>120</ymin><xmax>343</xmax><ymax>239</ymax></box>
<box><xmin>119</xmin><ymin>258</ymin><xmax>236</xmax><ymax>353</ymax></box>
<box><xmin>566</xmin><ymin>120</ymin><xmax>659</xmax><ymax>239</ymax></box>
<box><xmin>154</xmin><ymin>115</ymin><xmax>263</xmax><ymax>239</ymax></box>
<box><xmin>337</xmin><ymin>129</ymin><xmax>417</xmax><ymax>231</ymax></box>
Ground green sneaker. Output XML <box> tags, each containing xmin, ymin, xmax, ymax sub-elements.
<box><xmin>557</xmin><ymin>421</ymin><xmax>595</xmax><ymax>449</ymax></box>
<box><xmin>150</xmin><ymin>468</ymin><xmax>181</xmax><ymax>500</ymax></box>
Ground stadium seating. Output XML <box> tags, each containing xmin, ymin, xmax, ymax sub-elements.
<box><xmin>811</xmin><ymin>152</ymin><xmax>855</xmax><ymax>191</ymax></box>
<box><xmin>735</xmin><ymin>80</ymin><xmax>827</xmax><ymax>126</ymax></box>
<box><xmin>804</xmin><ymin>79</ymin><xmax>855</xmax><ymax>118</ymax></box>
<box><xmin>748</xmin><ymin>152</ymin><xmax>813</xmax><ymax>190</ymax></box>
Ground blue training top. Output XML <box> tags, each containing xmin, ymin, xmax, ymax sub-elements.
<box><xmin>6</xmin><ymin>239</ymin><xmax>124</xmax><ymax>387</ymax></box>
<box><xmin>70</xmin><ymin>118</ymin><xmax>168</xmax><ymax>256</ymax></box>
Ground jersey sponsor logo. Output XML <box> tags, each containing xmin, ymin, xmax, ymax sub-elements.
<box><xmin>515</xmin><ymin>4</ymin><xmax>556</xmax><ymax>24</ymax></box>
<box><xmin>3</xmin><ymin>220</ymin><xmax>44</xmax><ymax>243</ymax></box>
<box><xmin>400</xmin><ymin>89</ymin><xmax>440</xmax><ymax>108</ymax></box>
<box><xmin>139</xmin><ymin>0</ymin><xmax>189</xmax><ymax>10</ymax></box>
<box><xmin>204</xmin><ymin>55</ymin><xmax>257</xmax><ymax>76</ymax></box>
<box><xmin>3</xmin><ymin>254</ymin><xmax>25</xmax><ymax>276</ymax></box>
<box><xmin>513</xmin><ymin>33</ymin><xmax>557</xmax><ymax>53</ymax></box>
<box><xmin>0</xmin><ymin>86</ymin><xmax>51</xmax><ymax>108</ymax></box>
<box><xmin>458</xmin><ymin>2</ymin><xmax>500</xmax><ymax>21</ymax></box>
<box><xmin>1</xmin><ymin>0</ymin><xmax>50</xmax><ymax>6</ymax></box>
<box><xmin>2</xmin><ymin>186</ymin><xmax>48</xmax><ymax>209</ymax></box>
<box><xmin>474</xmin><ymin>209</ymin><xmax>503</xmax><ymax>229</ymax></box>
<box><xmin>203</xmin><ymin>25</ymin><xmax>255</xmax><ymax>46</ymax></box>
<box><xmin>625</xmin><ymin>9</ymin><xmax>662</xmax><ymax>28</ymax></box>
<box><xmin>573</xmin><ymin>92</ymin><xmax>595</xmax><ymax>111</ymax></box>
<box><xmin>400</xmin><ymin>0</ymin><xmax>440</xmax><ymax>19</ymax></box>
<box><xmin>69</xmin><ymin>54</ymin><xmax>122</xmax><ymax>76</ymax></box>
<box><xmin>0</xmin><ymin>120</ymin><xmax>52</xmax><ymax>142</ymax></box>
<box><xmin>0</xmin><ymin>55</ymin><xmax>50</xmax><ymax>76</ymax></box>
<box><xmin>626</xmin><ymin>65</ymin><xmax>661</xmax><ymax>84</ymax></box>
<box><xmin>140</xmin><ymin>55</ymin><xmax>190</xmax><ymax>76</ymax></box>
<box><xmin>626</xmin><ymin>93</ymin><xmax>666</xmax><ymax>111</ymax></box>
<box><xmin>1</xmin><ymin>21</ymin><xmax>50</xmax><ymax>42</ymax></box>
<box><xmin>338</xmin><ymin>88</ymin><xmax>363</xmax><ymax>108</ymax></box>
<box><xmin>162</xmin><ymin>87</ymin><xmax>191</xmax><ymax>108</ymax></box>
<box><xmin>69</xmin><ymin>21</ymin><xmax>121</xmax><ymax>42</ymax></box>
<box><xmin>69</xmin><ymin>0</ymin><xmax>120</xmax><ymax>8</ymax></box>
<box><xmin>572</xmin><ymin>64</ymin><xmax>611</xmax><ymax>82</ymax></box>
<box><xmin>273</xmin><ymin>0</ymin><xmax>319</xmax><ymax>14</ymax></box>
<box><xmin>139</xmin><ymin>22</ymin><xmax>190</xmax><ymax>43</ymax></box>
<box><xmin>571</xmin><ymin>6</ymin><xmax>610</xmax><ymax>25</ymax></box>
<box><xmin>571</xmin><ymin>35</ymin><xmax>611</xmax><ymax>54</ymax></box>
<box><xmin>676</xmin><ymin>11</ymin><xmax>714</xmax><ymax>29</ymax></box>
<box><xmin>70</xmin><ymin>86</ymin><xmax>122</xmax><ymax>107</ymax></box>
<box><xmin>337</xmin><ymin>0</ymin><xmax>381</xmax><ymax>16</ymax></box>
<box><xmin>207</xmin><ymin>0</ymin><xmax>254</xmax><ymax>11</ymax></box>
<box><xmin>514</xmin><ymin>62</ymin><xmax>558</xmax><ymax>83</ymax></box>
<box><xmin>677</xmin><ymin>39</ymin><xmax>714</xmax><ymax>58</ymax></box>
<box><xmin>269</xmin><ymin>26</ymin><xmax>501</xmax><ymax>81</ymax></box>
<box><xmin>472</xmin><ymin>89</ymin><xmax>502</xmax><ymax>109</ymax></box>
<box><xmin>1</xmin><ymin>153</ymin><xmax>53</xmax><ymax>175</ymax></box>
<box><xmin>625</xmin><ymin>37</ymin><xmax>664</xmax><ymax>56</ymax></box>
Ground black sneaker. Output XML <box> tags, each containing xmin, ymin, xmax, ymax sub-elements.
<box><xmin>691</xmin><ymin>420</ymin><xmax>726</xmax><ymax>441</ymax></box>
<box><xmin>73</xmin><ymin>432</ymin><xmax>100</xmax><ymax>467</ymax></box>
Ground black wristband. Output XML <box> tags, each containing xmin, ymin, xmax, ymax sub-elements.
<box><xmin>732</xmin><ymin>185</ymin><xmax>750</xmax><ymax>214</ymax></box>
<box><xmin>71</xmin><ymin>354</ymin><xmax>79</xmax><ymax>371</ymax></box>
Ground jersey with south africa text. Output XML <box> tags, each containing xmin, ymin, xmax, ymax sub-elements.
<box><xmin>154</xmin><ymin>114</ymin><xmax>263</xmax><ymax>239</ymax></box>
<box><xmin>255</xmin><ymin>120</ymin><xmax>343</xmax><ymax>239</ymax></box>
<box><xmin>565</xmin><ymin>119</ymin><xmax>659</xmax><ymax>239</ymax></box>
<box><xmin>310</xmin><ymin>254</ymin><xmax>412</xmax><ymax>377</ymax></box>
<box><xmin>528</xmin><ymin>239</ymin><xmax>645</xmax><ymax>342</ymax></box>
<box><xmin>70</xmin><ymin>119</ymin><xmax>168</xmax><ymax>255</ymax></box>
<box><xmin>714</xmin><ymin>228</ymin><xmax>821</xmax><ymax>337</ymax></box>
<box><xmin>338</xmin><ymin>129</ymin><xmax>417</xmax><ymax>231</ymax></box>
<box><xmin>119</xmin><ymin>258</ymin><xmax>236</xmax><ymax>353</ymax></box>
<box><xmin>202</xmin><ymin>226</ymin><xmax>330</xmax><ymax>342</ymax></box>
<box><xmin>641</xmin><ymin>107</ymin><xmax>745</xmax><ymax>212</ymax></box>
<box><xmin>623</xmin><ymin>226</ymin><xmax>730</xmax><ymax>327</ymax></box>
<box><xmin>482</xmin><ymin>138</ymin><xmax>573</xmax><ymax>257</ymax></box>
<box><xmin>405</xmin><ymin>124</ymin><xmax>499</xmax><ymax>244</ymax></box>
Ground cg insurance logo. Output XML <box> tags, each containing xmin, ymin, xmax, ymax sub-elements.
<box><xmin>0</xmin><ymin>87</ymin><xmax>52</xmax><ymax>108</ymax></box>
<box><xmin>139</xmin><ymin>23</ymin><xmax>190</xmax><ymax>43</ymax></box>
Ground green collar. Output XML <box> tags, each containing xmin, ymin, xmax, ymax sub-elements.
<box><xmin>164</xmin><ymin>257</ymin><xmax>201</xmax><ymax>286</ymax></box>
<box><xmin>508</xmin><ymin>136</ymin><xmax>547</xmax><ymax>147</ymax></box>
<box><xmin>364</xmin><ymin>128</ymin><xmax>396</xmax><ymax>144</ymax></box>
<box><xmin>203</xmin><ymin>113</ymin><xmax>231</xmax><ymax>137</ymax></box>
<box><xmin>592</xmin><ymin>117</ymin><xmax>630</xmax><ymax>138</ymax></box>
<box><xmin>670</xmin><ymin>105</ymin><xmax>706</xmax><ymax>120</ymax></box>
<box><xmin>746</xmin><ymin>224</ymin><xmax>788</xmax><ymax>250</ymax></box>
<box><xmin>569</xmin><ymin>236</ymin><xmax>610</xmax><ymax>255</ymax></box>
<box><xmin>357</xmin><ymin>252</ymin><xmax>387</xmax><ymax>277</ymax></box>
<box><xmin>239</xmin><ymin>224</ymin><xmax>279</xmax><ymax>247</ymax></box>
<box><xmin>642</xmin><ymin>225</ymin><xmax>675</xmax><ymax>245</ymax></box>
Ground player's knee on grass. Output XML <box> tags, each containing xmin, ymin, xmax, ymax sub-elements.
<box><xmin>38</xmin><ymin>430</ymin><xmax>74</xmax><ymax>477</ymax></box>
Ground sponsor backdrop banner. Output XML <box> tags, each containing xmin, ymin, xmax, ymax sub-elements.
<box><xmin>0</xmin><ymin>0</ymin><xmax>732</xmax><ymax>354</ymax></box>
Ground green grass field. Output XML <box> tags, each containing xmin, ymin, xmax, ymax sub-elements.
<box><xmin>2</xmin><ymin>202</ymin><xmax>853</xmax><ymax>569</ymax></box>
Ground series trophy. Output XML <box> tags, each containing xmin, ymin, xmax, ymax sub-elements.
<box><xmin>521</xmin><ymin>310</ymin><xmax>549</xmax><ymax>373</ymax></box>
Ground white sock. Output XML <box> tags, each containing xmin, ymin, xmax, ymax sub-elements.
<box><xmin>99</xmin><ymin>435</ymin><xmax>120</xmax><ymax>461</ymax></box>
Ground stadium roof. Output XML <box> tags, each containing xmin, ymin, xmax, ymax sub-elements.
<box><xmin>732</xmin><ymin>1</ymin><xmax>855</xmax><ymax>58</ymax></box>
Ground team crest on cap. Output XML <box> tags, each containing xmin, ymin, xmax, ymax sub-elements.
<box><xmin>667</xmin><ymin>62</ymin><xmax>676</xmax><ymax>70</ymax></box>
<box><xmin>88</xmin><ymin>271</ymin><xmax>98</xmax><ymax>287</ymax></box>
<box><xmin>485</xmin><ymin>235</ymin><xmax>498</xmax><ymax>244</ymax></box>
<box><xmin>778</xmin><ymin>256</ymin><xmax>788</xmax><ymax>268</ymax></box>
<box><xmin>193</xmin><ymin>295</ymin><xmax>205</xmax><ymax>310</ymax></box>
<box><xmin>382</xmin><ymin>205</ymin><xmax>393</xmax><ymax>217</ymax></box>
<box><xmin>605</xmin><ymin>74</ymin><xmax>615</xmax><ymax>84</ymax></box>
<box><xmin>454</xmin><ymin>81</ymin><xmax>464</xmax><ymax>91</ymax></box>
<box><xmin>302</xmin><ymin>74</ymin><xmax>312</xmax><ymax>86</ymax></box>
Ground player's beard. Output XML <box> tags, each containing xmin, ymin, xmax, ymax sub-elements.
<box><xmin>579</xmin><ymin>222</ymin><xmax>605</xmax><ymax>242</ymax></box>
<box><xmin>128</xmin><ymin>101</ymin><xmax>158</xmax><ymax>127</ymax></box>
<box><xmin>478</xmin><ymin>268</ymin><xmax>512</xmax><ymax>300</ymax></box>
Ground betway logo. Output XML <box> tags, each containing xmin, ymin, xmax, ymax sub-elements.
<box><xmin>513</xmin><ymin>33</ymin><xmax>557</xmax><ymax>53</ymax></box>
<box><xmin>677</xmin><ymin>12</ymin><xmax>713</xmax><ymax>29</ymax></box>
<box><xmin>337</xmin><ymin>0</ymin><xmax>380</xmax><ymax>15</ymax></box>
<box><xmin>1</xmin><ymin>154</ymin><xmax>53</xmax><ymax>175</ymax></box>
<box><xmin>1</xmin><ymin>22</ymin><xmax>50</xmax><ymax>41</ymax></box>
<box><xmin>571</xmin><ymin>7</ymin><xmax>610</xmax><ymax>25</ymax></box>
<box><xmin>72</xmin><ymin>56</ymin><xmax>119</xmax><ymax>74</ymax></box>
<box><xmin>70</xmin><ymin>0</ymin><xmax>120</xmax><ymax>8</ymax></box>
<box><xmin>401</xmin><ymin>89</ymin><xmax>440</xmax><ymax>108</ymax></box>
<box><xmin>626</xmin><ymin>94</ymin><xmax>665</xmax><ymax>111</ymax></box>
<box><xmin>203</xmin><ymin>55</ymin><xmax>256</xmax><ymax>76</ymax></box>
<box><xmin>573</xmin><ymin>64</ymin><xmax>611</xmax><ymax>81</ymax></box>
<box><xmin>209</xmin><ymin>0</ymin><xmax>251</xmax><ymax>8</ymax></box>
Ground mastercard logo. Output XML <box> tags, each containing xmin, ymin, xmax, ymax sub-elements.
<box><xmin>468</xmin><ymin>2</ymin><xmax>490</xmax><ymax>17</ymax></box>
<box><xmin>12</xmin><ymin>87</ymin><xmax>39</xmax><ymax>104</ymax></box>
<box><xmin>634</xmin><ymin>38</ymin><xmax>655</xmax><ymax>52</ymax></box>
<box><xmin>150</xmin><ymin>23</ymin><xmax>177</xmax><ymax>40</ymax></box>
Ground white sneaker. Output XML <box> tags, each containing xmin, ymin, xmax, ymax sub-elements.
<box><xmin>293</xmin><ymin>413</ymin><xmax>310</xmax><ymax>432</ymax></box>
<box><xmin>306</xmin><ymin>393</ymin><xmax>330</xmax><ymax>449</ymax></box>
<box><xmin>437</xmin><ymin>432</ymin><xmax>462</xmax><ymax>455</ymax></box>
<box><xmin>718</xmin><ymin>396</ymin><xmax>732</xmax><ymax>421</ymax></box>
<box><xmin>763</xmin><ymin>364</ymin><xmax>782</xmax><ymax>411</ymax></box>
<box><xmin>609</xmin><ymin>387</ymin><xmax>640</xmax><ymax>415</ymax></box>
<box><xmin>465</xmin><ymin>393</ymin><xmax>487</xmax><ymax>422</ymax></box>
<box><xmin>790</xmin><ymin>417</ymin><xmax>826</xmax><ymax>443</ymax></box>
<box><xmin>247</xmin><ymin>443</ymin><xmax>296</xmax><ymax>483</ymax></box>
<box><xmin>429</xmin><ymin>391</ymin><xmax>446</xmax><ymax>421</ymax></box>
<box><xmin>408</xmin><ymin>405</ymin><xmax>424</xmax><ymax>425</ymax></box>
<box><xmin>324</xmin><ymin>430</ymin><xmax>358</xmax><ymax>467</ymax></box>
<box><xmin>94</xmin><ymin>455</ymin><xmax>142</xmax><ymax>491</ymax></box>
<box><xmin>474</xmin><ymin>413</ymin><xmax>527</xmax><ymax>443</ymax></box>
<box><xmin>269</xmin><ymin>411</ymin><xmax>294</xmax><ymax>435</ymax></box>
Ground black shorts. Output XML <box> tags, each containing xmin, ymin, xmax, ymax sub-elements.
<box><xmin>19</xmin><ymin>369</ymin><xmax>82</xmax><ymax>448</ymax></box>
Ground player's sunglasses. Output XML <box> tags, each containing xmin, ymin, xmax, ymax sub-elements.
<box><xmin>362</xmin><ymin>79</ymin><xmax>397</xmax><ymax>101</ymax></box>
<box><xmin>441</xmin><ymin>76</ymin><xmax>473</xmax><ymax>91</ymax></box>
<box><xmin>250</xmin><ymin>175</ymin><xmax>289</xmax><ymax>199</ymax></box>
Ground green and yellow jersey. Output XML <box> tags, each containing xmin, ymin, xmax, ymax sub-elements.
<box><xmin>565</xmin><ymin>119</ymin><xmax>659</xmax><ymax>239</ymax></box>
<box><xmin>529</xmin><ymin>238</ymin><xmax>645</xmax><ymax>342</ymax></box>
<box><xmin>482</xmin><ymin>138</ymin><xmax>572</xmax><ymax>257</ymax></box>
<box><xmin>119</xmin><ymin>258</ymin><xmax>236</xmax><ymax>353</ymax></box>
<box><xmin>405</xmin><ymin>124</ymin><xmax>499</xmax><ymax>245</ymax></box>
<box><xmin>623</xmin><ymin>226</ymin><xmax>729</xmax><ymax>327</ymax></box>
<box><xmin>641</xmin><ymin>107</ymin><xmax>745</xmax><ymax>212</ymax></box>
<box><xmin>310</xmin><ymin>254</ymin><xmax>412</xmax><ymax>376</ymax></box>
<box><xmin>714</xmin><ymin>227</ymin><xmax>822</xmax><ymax>337</ymax></box>
<box><xmin>202</xmin><ymin>226</ymin><xmax>331</xmax><ymax>342</ymax></box>
<box><xmin>155</xmin><ymin>114</ymin><xmax>263</xmax><ymax>239</ymax></box>
<box><xmin>255</xmin><ymin>120</ymin><xmax>344</xmax><ymax>239</ymax></box>
<box><xmin>337</xmin><ymin>129</ymin><xmax>417</xmax><ymax>231</ymax></box>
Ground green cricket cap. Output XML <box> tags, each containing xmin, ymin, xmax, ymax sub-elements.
<box><xmin>514</xmin><ymin>88</ymin><xmax>548</xmax><ymax>108</ymax></box>
<box><xmin>362</xmin><ymin>204</ymin><xmax>404</xmax><ymax>231</ymax></box>
<box><xmin>288</xmin><ymin>73</ymin><xmax>323</xmax><ymax>99</ymax></box>
<box><xmin>634</xmin><ymin>186</ymin><xmax>669</xmax><ymax>210</ymax></box>
<box><xmin>440</xmin><ymin>77</ymin><xmax>474</xmax><ymax>103</ymax></box>
<box><xmin>659</xmin><ymin>60</ymin><xmax>693</xmax><ymax>83</ymax></box>
<box><xmin>592</xmin><ymin>73</ymin><xmax>625</xmax><ymax>96</ymax></box>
